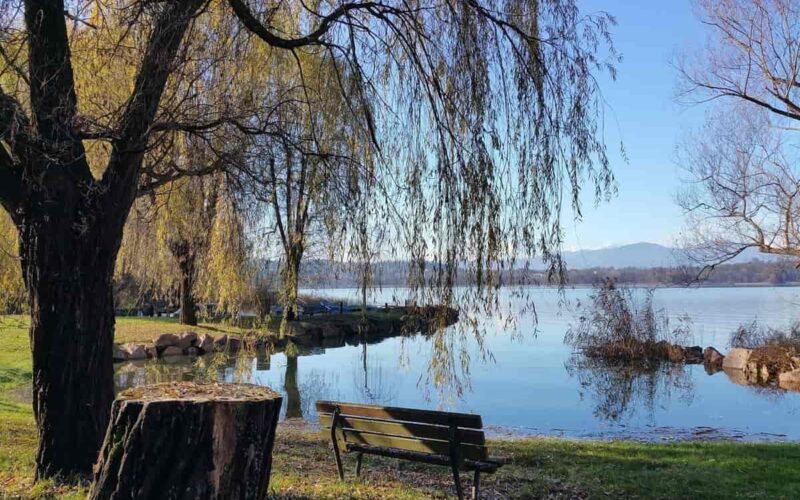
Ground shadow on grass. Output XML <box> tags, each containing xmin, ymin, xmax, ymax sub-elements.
<box><xmin>270</xmin><ymin>430</ymin><xmax>800</xmax><ymax>499</ymax></box>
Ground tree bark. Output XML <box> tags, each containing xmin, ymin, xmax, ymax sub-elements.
<box><xmin>19</xmin><ymin>186</ymin><xmax>124</xmax><ymax>479</ymax></box>
<box><xmin>170</xmin><ymin>240</ymin><xmax>199</xmax><ymax>326</ymax></box>
<box><xmin>279</xmin><ymin>247</ymin><xmax>302</xmax><ymax>336</ymax></box>
<box><xmin>90</xmin><ymin>382</ymin><xmax>282</xmax><ymax>500</ymax></box>
<box><xmin>179</xmin><ymin>255</ymin><xmax>198</xmax><ymax>326</ymax></box>
<box><xmin>1</xmin><ymin>0</ymin><xmax>205</xmax><ymax>480</ymax></box>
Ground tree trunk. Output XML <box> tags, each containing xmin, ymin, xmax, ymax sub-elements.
<box><xmin>90</xmin><ymin>382</ymin><xmax>282</xmax><ymax>500</ymax></box>
<box><xmin>171</xmin><ymin>240</ymin><xmax>198</xmax><ymax>326</ymax></box>
<box><xmin>179</xmin><ymin>266</ymin><xmax>198</xmax><ymax>326</ymax></box>
<box><xmin>279</xmin><ymin>248</ymin><xmax>302</xmax><ymax>337</ymax></box>
<box><xmin>19</xmin><ymin>194</ymin><xmax>124</xmax><ymax>480</ymax></box>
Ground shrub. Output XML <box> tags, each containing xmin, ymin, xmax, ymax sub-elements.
<box><xmin>730</xmin><ymin>321</ymin><xmax>800</xmax><ymax>351</ymax></box>
<box><xmin>566</xmin><ymin>278</ymin><xmax>691</xmax><ymax>363</ymax></box>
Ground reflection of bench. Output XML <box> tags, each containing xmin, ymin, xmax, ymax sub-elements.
<box><xmin>316</xmin><ymin>401</ymin><xmax>508</xmax><ymax>499</ymax></box>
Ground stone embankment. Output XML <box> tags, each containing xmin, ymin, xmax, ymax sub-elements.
<box><xmin>113</xmin><ymin>305</ymin><xmax>459</xmax><ymax>362</ymax></box>
<box><xmin>584</xmin><ymin>339</ymin><xmax>799</xmax><ymax>392</ymax></box>
<box><xmin>113</xmin><ymin>331</ymin><xmax>246</xmax><ymax>361</ymax></box>
<box><xmin>720</xmin><ymin>346</ymin><xmax>800</xmax><ymax>391</ymax></box>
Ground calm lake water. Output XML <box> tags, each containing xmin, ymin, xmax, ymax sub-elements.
<box><xmin>115</xmin><ymin>286</ymin><xmax>800</xmax><ymax>441</ymax></box>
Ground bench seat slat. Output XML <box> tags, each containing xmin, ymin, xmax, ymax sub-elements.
<box><xmin>316</xmin><ymin>400</ymin><xmax>483</xmax><ymax>429</ymax></box>
<box><xmin>336</xmin><ymin>428</ymin><xmax>488</xmax><ymax>462</ymax></box>
<box><xmin>345</xmin><ymin>443</ymin><xmax>500</xmax><ymax>472</ymax></box>
<box><xmin>319</xmin><ymin>413</ymin><xmax>486</xmax><ymax>445</ymax></box>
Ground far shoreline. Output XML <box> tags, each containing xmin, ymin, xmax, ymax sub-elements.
<box><xmin>301</xmin><ymin>282</ymin><xmax>800</xmax><ymax>291</ymax></box>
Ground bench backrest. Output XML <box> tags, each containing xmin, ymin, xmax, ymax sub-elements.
<box><xmin>316</xmin><ymin>401</ymin><xmax>488</xmax><ymax>462</ymax></box>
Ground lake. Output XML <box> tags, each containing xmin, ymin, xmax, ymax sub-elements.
<box><xmin>115</xmin><ymin>286</ymin><xmax>800</xmax><ymax>441</ymax></box>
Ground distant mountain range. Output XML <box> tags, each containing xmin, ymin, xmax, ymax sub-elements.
<box><xmin>259</xmin><ymin>242</ymin><xmax>789</xmax><ymax>288</ymax></box>
<box><xmin>554</xmin><ymin>242</ymin><xmax>778</xmax><ymax>270</ymax></box>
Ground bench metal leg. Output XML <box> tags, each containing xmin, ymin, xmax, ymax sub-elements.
<box><xmin>355</xmin><ymin>452</ymin><xmax>364</xmax><ymax>477</ymax></box>
<box><xmin>472</xmin><ymin>470</ymin><xmax>481</xmax><ymax>499</ymax></box>
<box><xmin>450</xmin><ymin>462</ymin><xmax>464</xmax><ymax>500</ymax></box>
<box><xmin>330</xmin><ymin>408</ymin><xmax>344</xmax><ymax>481</ymax></box>
<box><xmin>448</xmin><ymin>423</ymin><xmax>464</xmax><ymax>500</ymax></box>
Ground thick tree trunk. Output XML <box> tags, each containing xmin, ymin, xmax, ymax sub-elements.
<box><xmin>90</xmin><ymin>382</ymin><xmax>282</xmax><ymax>500</ymax></box>
<box><xmin>4</xmin><ymin>0</ymin><xmax>204</xmax><ymax>482</ymax></box>
<box><xmin>19</xmin><ymin>195</ymin><xmax>124</xmax><ymax>480</ymax></box>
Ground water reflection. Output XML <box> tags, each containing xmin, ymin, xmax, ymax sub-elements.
<box><xmin>113</xmin><ymin>287</ymin><xmax>800</xmax><ymax>440</ymax></box>
<box><xmin>114</xmin><ymin>335</ymin><xmax>402</xmax><ymax>420</ymax></box>
<box><xmin>565</xmin><ymin>355</ymin><xmax>694</xmax><ymax>422</ymax></box>
<box><xmin>284</xmin><ymin>354</ymin><xmax>301</xmax><ymax>418</ymax></box>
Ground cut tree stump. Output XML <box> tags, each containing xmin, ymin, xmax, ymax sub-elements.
<box><xmin>89</xmin><ymin>382</ymin><xmax>282</xmax><ymax>500</ymax></box>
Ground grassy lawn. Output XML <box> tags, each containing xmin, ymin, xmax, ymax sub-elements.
<box><xmin>114</xmin><ymin>316</ymin><xmax>250</xmax><ymax>343</ymax></box>
<box><xmin>2</xmin><ymin>315</ymin><xmax>800</xmax><ymax>498</ymax></box>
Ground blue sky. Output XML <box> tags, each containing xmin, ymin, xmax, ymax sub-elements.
<box><xmin>564</xmin><ymin>0</ymin><xmax>708</xmax><ymax>251</ymax></box>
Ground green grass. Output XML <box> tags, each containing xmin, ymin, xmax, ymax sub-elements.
<box><xmin>114</xmin><ymin>315</ymin><xmax>250</xmax><ymax>343</ymax></box>
<box><xmin>2</xmin><ymin>315</ymin><xmax>800</xmax><ymax>498</ymax></box>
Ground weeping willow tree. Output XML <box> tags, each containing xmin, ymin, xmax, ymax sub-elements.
<box><xmin>232</xmin><ymin>1</ymin><xmax>619</xmax><ymax>393</ymax></box>
<box><xmin>117</xmin><ymin>171</ymin><xmax>252</xmax><ymax>325</ymax></box>
<box><xmin>236</xmin><ymin>0</ymin><xmax>617</xmax><ymax>285</ymax></box>
<box><xmin>239</xmin><ymin>37</ymin><xmax>371</xmax><ymax>334</ymax></box>
<box><xmin>0</xmin><ymin>0</ymin><xmax>616</xmax><ymax>480</ymax></box>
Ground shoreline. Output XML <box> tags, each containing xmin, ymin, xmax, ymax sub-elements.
<box><xmin>302</xmin><ymin>282</ymin><xmax>800</xmax><ymax>291</ymax></box>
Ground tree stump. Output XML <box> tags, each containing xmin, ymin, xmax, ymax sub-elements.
<box><xmin>89</xmin><ymin>382</ymin><xmax>282</xmax><ymax>500</ymax></box>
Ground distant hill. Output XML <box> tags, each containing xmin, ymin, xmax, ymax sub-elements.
<box><xmin>558</xmin><ymin>243</ymin><xmax>684</xmax><ymax>269</ymax></box>
<box><xmin>554</xmin><ymin>243</ymin><xmax>779</xmax><ymax>270</ymax></box>
<box><xmin>252</xmin><ymin>243</ymin><xmax>790</xmax><ymax>288</ymax></box>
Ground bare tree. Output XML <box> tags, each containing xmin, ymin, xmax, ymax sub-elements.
<box><xmin>678</xmin><ymin>0</ymin><xmax>800</xmax><ymax>273</ymax></box>
<box><xmin>679</xmin><ymin>0</ymin><xmax>800</xmax><ymax>123</ymax></box>
<box><xmin>678</xmin><ymin>105</ymin><xmax>800</xmax><ymax>271</ymax></box>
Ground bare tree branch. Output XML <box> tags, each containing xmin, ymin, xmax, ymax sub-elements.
<box><xmin>228</xmin><ymin>0</ymin><xmax>383</xmax><ymax>49</ymax></box>
<box><xmin>101</xmin><ymin>0</ymin><xmax>206</xmax><ymax>209</ymax></box>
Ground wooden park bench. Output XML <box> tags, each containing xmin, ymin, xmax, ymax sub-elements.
<box><xmin>316</xmin><ymin>401</ymin><xmax>508</xmax><ymax>500</ymax></box>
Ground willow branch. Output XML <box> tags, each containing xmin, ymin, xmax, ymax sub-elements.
<box><xmin>228</xmin><ymin>0</ymin><xmax>380</xmax><ymax>48</ymax></box>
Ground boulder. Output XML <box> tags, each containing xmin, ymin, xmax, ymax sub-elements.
<box><xmin>162</xmin><ymin>346</ymin><xmax>184</xmax><ymax>357</ymax></box>
<box><xmin>227</xmin><ymin>336</ymin><xmax>242</xmax><ymax>352</ymax></box>
<box><xmin>778</xmin><ymin>369</ymin><xmax>800</xmax><ymax>390</ymax></box>
<box><xmin>124</xmin><ymin>343</ymin><xmax>148</xmax><ymax>361</ymax></box>
<box><xmin>198</xmin><ymin>333</ymin><xmax>215</xmax><ymax>352</ymax></box>
<box><xmin>185</xmin><ymin>346</ymin><xmax>201</xmax><ymax>357</ymax></box>
<box><xmin>723</xmin><ymin>367</ymin><xmax>749</xmax><ymax>386</ymax></box>
<box><xmin>214</xmin><ymin>334</ymin><xmax>228</xmax><ymax>348</ymax></box>
<box><xmin>176</xmin><ymin>331</ymin><xmax>198</xmax><ymax>350</ymax></box>
<box><xmin>703</xmin><ymin>347</ymin><xmax>725</xmax><ymax>368</ymax></box>
<box><xmin>146</xmin><ymin>346</ymin><xmax>158</xmax><ymax>359</ymax></box>
<box><xmin>112</xmin><ymin>344</ymin><xmax>128</xmax><ymax>362</ymax></box>
<box><xmin>154</xmin><ymin>333</ymin><xmax>180</xmax><ymax>349</ymax></box>
<box><xmin>745</xmin><ymin>361</ymin><xmax>770</xmax><ymax>383</ymax></box>
<box><xmin>682</xmin><ymin>345</ymin><xmax>704</xmax><ymax>364</ymax></box>
<box><xmin>761</xmin><ymin>365</ymin><xmax>771</xmax><ymax>382</ymax></box>
<box><xmin>665</xmin><ymin>343</ymin><xmax>686</xmax><ymax>362</ymax></box>
<box><xmin>283</xmin><ymin>322</ymin><xmax>322</xmax><ymax>338</ymax></box>
<box><xmin>722</xmin><ymin>348</ymin><xmax>752</xmax><ymax>371</ymax></box>
<box><xmin>321</xmin><ymin>324</ymin><xmax>343</xmax><ymax>339</ymax></box>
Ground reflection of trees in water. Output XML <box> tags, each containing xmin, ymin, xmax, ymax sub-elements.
<box><xmin>114</xmin><ymin>351</ymin><xmax>251</xmax><ymax>392</ymax></box>
<box><xmin>297</xmin><ymin>369</ymin><xmax>339</xmax><ymax>417</ymax></box>
<box><xmin>351</xmin><ymin>355</ymin><xmax>399</xmax><ymax>405</ymax></box>
<box><xmin>284</xmin><ymin>355</ymin><xmax>302</xmax><ymax>418</ymax></box>
<box><xmin>565</xmin><ymin>355</ymin><xmax>694</xmax><ymax>422</ymax></box>
<box><xmin>278</xmin><ymin>359</ymin><xmax>340</xmax><ymax>418</ymax></box>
